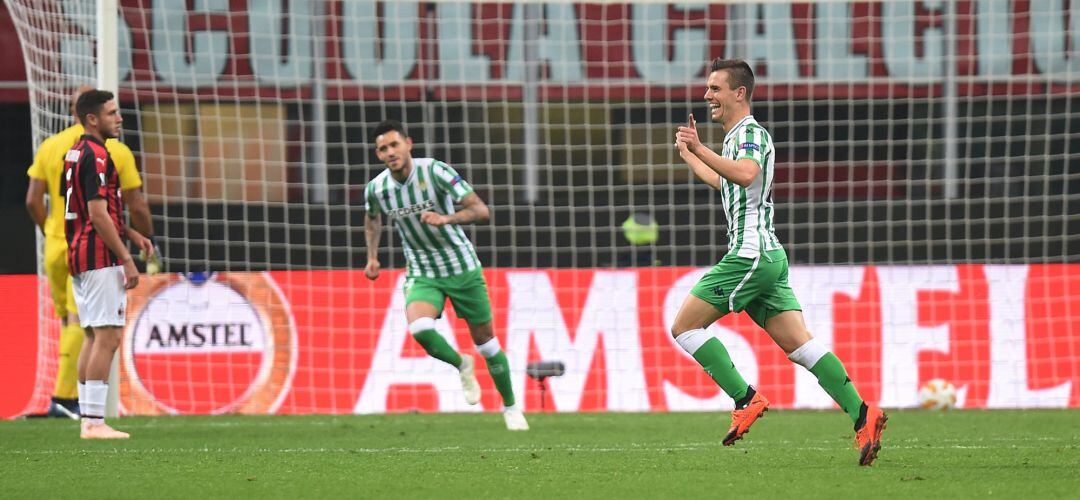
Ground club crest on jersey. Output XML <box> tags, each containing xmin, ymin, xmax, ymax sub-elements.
<box><xmin>740</xmin><ymin>142</ymin><xmax>759</xmax><ymax>151</ymax></box>
<box><xmin>386</xmin><ymin>200</ymin><xmax>435</xmax><ymax>218</ymax></box>
<box><xmin>120</xmin><ymin>272</ymin><xmax>296</xmax><ymax>415</ymax></box>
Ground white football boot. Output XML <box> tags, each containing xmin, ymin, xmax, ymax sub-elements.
<box><xmin>503</xmin><ymin>407</ymin><xmax>529</xmax><ymax>431</ymax></box>
<box><xmin>458</xmin><ymin>355</ymin><xmax>481</xmax><ymax>405</ymax></box>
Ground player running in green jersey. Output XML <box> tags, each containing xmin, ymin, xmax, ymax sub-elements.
<box><xmin>363</xmin><ymin>120</ymin><xmax>527</xmax><ymax>431</ymax></box>
<box><xmin>671</xmin><ymin>59</ymin><xmax>886</xmax><ymax>465</ymax></box>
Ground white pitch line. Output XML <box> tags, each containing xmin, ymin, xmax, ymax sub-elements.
<box><xmin>108</xmin><ymin>421</ymin><xmax>1080</xmax><ymax>445</ymax></box>
<box><xmin>3</xmin><ymin>441</ymin><xmax>1075</xmax><ymax>456</ymax></box>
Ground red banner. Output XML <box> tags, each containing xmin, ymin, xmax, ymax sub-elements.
<box><xmin>0</xmin><ymin>275</ymin><xmax>42</xmax><ymax>418</ymax></box>
<box><xmin>117</xmin><ymin>265</ymin><xmax>1080</xmax><ymax>414</ymax></box>
<box><xmin>6</xmin><ymin>264</ymin><xmax>1079</xmax><ymax>417</ymax></box>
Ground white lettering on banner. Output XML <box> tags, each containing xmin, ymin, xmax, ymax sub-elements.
<box><xmin>248</xmin><ymin>0</ymin><xmax>315</xmax><ymax>85</ymax></box>
<box><xmin>438</xmin><ymin>2</ymin><xmax>492</xmax><ymax>82</ymax></box>
<box><xmin>977</xmin><ymin>0</ymin><xmax>1012</xmax><ymax>77</ymax></box>
<box><xmin>61</xmin><ymin>1</ymin><xmax>1080</xmax><ymax>89</ymax></box>
<box><xmin>882</xmin><ymin>0</ymin><xmax>945</xmax><ymax>79</ymax></box>
<box><xmin>787</xmin><ymin>266</ymin><xmax>865</xmax><ymax>409</ymax></box>
<box><xmin>353</xmin><ymin>275</ymin><xmax>480</xmax><ymax>414</ymax></box>
<box><xmin>984</xmin><ymin>266</ymin><xmax>1072</xmax><ymax>408</ymax></box>
<box><xmin>505</xmin><ymin>271</ymin><xmax>649</xmax><ymax>411</ymax></box>
<box><xmin>60</xmin><ymin>0</ymin><xmax>133</xmax><ymax>82</ymax></box>
<box><xmin>505</xmin><ymin>3</ymin><xmax>584</xmax><ymax>82</ymax></box>
<box><xmin>814</xmin><ymin>1</ymin><xmax>868</xmax><ymax>79</ymax></box>
<box><xmin>152</xmin><ymin>0</ymin><xmax>230</xmax><ymax>87</ymax></box>
<box><xmin>734</xmin><ymin>3</ymin><xmax>798</xmax><ymax>79</ymax></box>
<box><xmin>341</xmin><ymin>1</ymin><xmax>419</xmax><ymax>83</ymax></box>
<box><xmin>631</xmin><ymin>4</ymin><xmax>707</xmax><ymax>83</ymax></box>
<box><xmin>661</xmin><ymin>269</ymin><xmax>758</xmax><ymax>412</ymax></box>
<box><xmin>1030</xmin><ymin>0</ymin><xmax>1080</xmax><ymax>80</ymax></box>
<box><xmin>878</xmin><ymin>267</ymin><xmax>957</xmax><ymax>408</ymax></box>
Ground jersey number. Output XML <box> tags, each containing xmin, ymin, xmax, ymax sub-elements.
<box><xmin>63</xmin><ymin>168</ymin><xmax>76</xmax><ymax>221</ymax></box>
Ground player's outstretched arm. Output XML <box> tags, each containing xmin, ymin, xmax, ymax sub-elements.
<box><xmin>364</xmin><ymin>214</ymin><xmax>382</xmax><ymax>280</ymax></box>
<box><xmin>420</xmin><ymin>193</ymin><xmax>490</xmax><ymax>227</ymax></box>
<box><xmin>88</xmin><ymin>199</ymin><xmax>139</xmax><ymax>289</ymax></box>
<box><xmin>675</xmin><ymin>114</ymin><xmax>758</xmax><ymax>188</ymax></box>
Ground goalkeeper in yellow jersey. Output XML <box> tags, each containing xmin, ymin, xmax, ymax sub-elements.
<box><xmin>24</xmin><ymin>85</ymin><xmax>158</xmax><ymax>418</ymax></box>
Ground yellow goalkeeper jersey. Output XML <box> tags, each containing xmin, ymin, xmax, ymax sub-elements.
<box><xmin>26</xmin><ymin>124</ymin><xmax>143</xmax><ymax>239</ymax></box>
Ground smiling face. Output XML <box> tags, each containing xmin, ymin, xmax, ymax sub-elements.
<box><xmin>374</xmin><ymin>130</ymin><xmax>413</xmax><ymax>175</ymax></box>
<box><xmin>703</xmin><ymin>69</ymin><xmax>748</xmax><ymax>129</ymax></box>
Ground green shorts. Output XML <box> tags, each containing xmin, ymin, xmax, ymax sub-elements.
<box><xmin>404</xmin><ymin>268</ymin><xmax>493</xmax><ymax>324</ymax></box>
<box><xmin>689</xmin><ymin>249</ymin><xmax>802</xmax><ymax>328</ymax></box>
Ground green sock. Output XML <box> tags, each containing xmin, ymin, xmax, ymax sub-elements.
<box><xmin>412</xmin><ymin>329</ymin><xmax>462</xmax><ymax>368</ymax></box>
<box><xmin>690</xmin><ymin>337</ymin><xmax>750</xmax><ymax>402</ymax></box>
<box><xmin>809</xmin><ymin>353</ymin><xmax>865</xmax><ymax>423</ymax></box>
<box><xmin>484</xmin><ymin>351</ymin><xmax>516</xmax><ymax>407</ymax></box>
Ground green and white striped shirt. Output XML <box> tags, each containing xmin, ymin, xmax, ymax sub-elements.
<box><xmin>719</xmin><ymin>115</ymin><xmax>783</xmax><ymax>259</ymax></box>
<box><xmin>364</xmin><ymin>158</ymin><xmax>482</xmax><ymax>278</ymax></box>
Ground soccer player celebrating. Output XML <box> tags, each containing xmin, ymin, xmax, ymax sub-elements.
<box><xmin>64</xmin><ymin>90</ymin><xmax>154</xmax><ymax>439</ymax></box>
<box><xmin>24</xmin><ymin>85</ymin><xmax>156</xmax><ymax>419</ymax></box>
<box><xmin>671</xmin><ymin>59</ymin><xmax>887</xmax><ymax>465</ymax></box>
<box><xmin>363</xmin><ymin>120</ymin><xmax>527</xmax><ymax>431</ymax></box>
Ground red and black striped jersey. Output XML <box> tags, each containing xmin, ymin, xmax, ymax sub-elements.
<box><xmin>63</xmin><ymin>134</ymin><xmax>126</xmax><ymax>274</ymax></box>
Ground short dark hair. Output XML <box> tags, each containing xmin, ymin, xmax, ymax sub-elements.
<box><xmin>75</xmin><ymin>89</ymin><xmax>114</xmax><ymax>125</ymax></box>
<box><xmin>370</xmin><ymin>119</ymin><xmax>408</xmax><ymax>143</ymax></box>
<box><xmin>708</xmin><ymin>58</ymin><xmax>755</xmax><ymax>99</ymax></box>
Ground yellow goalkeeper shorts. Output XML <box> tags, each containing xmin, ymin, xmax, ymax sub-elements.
<box><xmin>44</xmin><ymin>235</ymin><xmax>77</xmax><ymax>320</ymax></box>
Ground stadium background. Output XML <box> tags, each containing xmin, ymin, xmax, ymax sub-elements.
<box><xmin>0</xmin><ymin>0</ymin><xmax>1077</xmax><ymax>418</ymax></box>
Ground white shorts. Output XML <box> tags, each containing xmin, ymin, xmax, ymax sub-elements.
<box><xmin>72</xmin><ymin>265</ymin><xmax>127</xmax><ymax>328</ymax></box>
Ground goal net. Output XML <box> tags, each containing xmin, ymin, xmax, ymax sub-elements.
<box><xmin>8</xmin><ymin>0</ymin><xmax>1078</xmax><ymax>415</ymax></box>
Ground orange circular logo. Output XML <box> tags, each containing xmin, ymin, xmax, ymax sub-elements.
<box><xmin>120</xmin><ymin>272</ymin><xmax>296</xmax><ymax>415</ymax></box>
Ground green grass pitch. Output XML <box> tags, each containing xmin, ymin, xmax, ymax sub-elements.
<box><xmin>2</xmin><ymin>410</ymin><xmax>1077</xmax><ymax>498</ymax></box>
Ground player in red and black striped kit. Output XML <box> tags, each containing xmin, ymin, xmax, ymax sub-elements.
<box><xmin>65</xmin><ymin>135</ymin><xmax>127</xmax><ymax>274</ymax></box>
<box><xmin>62</xmin><ymin>89</ymin><xmax>153</xmax><ymax>439</ymax></box>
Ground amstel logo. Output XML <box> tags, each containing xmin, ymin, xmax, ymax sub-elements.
<box><xmin>120</xmin><ymin>272</ymin><xmax>296</xmax><ymax>415</ymax></box>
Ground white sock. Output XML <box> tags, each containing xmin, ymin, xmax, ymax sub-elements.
<box><xmin>674</xmin><ymin>328</ymin><xmax>711</xmax><ymax>355</ymax></box>
<box><xmin>787</xmin><ymin>338</ymin><xmax>829</xmax><ymax>370</ymax></box>
<box><xmin>77</xmin><ymin>382</ymin><xmax>86</xmax><ymax>413</ymax></box>
<box><xmin>476</xmin><ymin>337</ymin><xmax>502</xmax><ymax>358</ymax></box>
<box><xmin>82</xmin><ymin>380</ymin><xmax>108</xmax><ymax>422</ymax></box>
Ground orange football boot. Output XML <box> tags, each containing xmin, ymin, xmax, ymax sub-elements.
<box><xmin>855</xmin><ymin>406</ymin><xmax>887</xmax><ymax>466</ymax></box>
<box><xmin>723</xmin><ymin>391</ymin><xmax>769</xmax><ymax>446</ymax></box>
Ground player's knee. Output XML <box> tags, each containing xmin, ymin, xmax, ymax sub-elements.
<box><xmin>467</xmin><ymin>321</ymin><xmax>494</xmax><ymax>345</ymax></box>
<box><xmin>94</xmin><ymin>328</ymin><xmax>123</xmax><ymax>350</ymax></box>
<box><xmin>670</xmin><ymin>323</ymin><xmax>691</xmax><ymax>339</ymax></box>
<box><xmin>470</xmin><ymin>332</ymin><xmax>494</xmax><ymax>346</ymax></box>
<box><xmin>408</xmin><ymin>317</ymin><xmax>437</xmax><ymax>336</ymax></box>
<box><xmin>670</xmin><ymin>312</ymin><xmax>705</xmax><ymax>338</ymax></box>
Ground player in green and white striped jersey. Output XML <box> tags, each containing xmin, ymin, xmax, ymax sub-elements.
<box><xmin>364</xmin><ymin>120</ymin><xmax>527</xmax><ymax>431</ymax></box>
<box><xmin>670</xmin><ymin>59</ymin><xmax>886</xmax><ymax>465</ymax></box>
